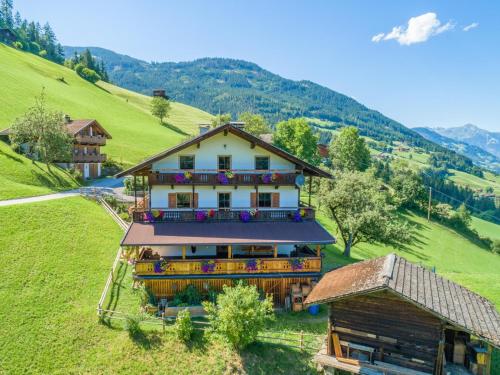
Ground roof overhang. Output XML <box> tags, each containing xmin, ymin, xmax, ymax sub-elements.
<box><xmin>121</xmin><ymin>220</ymin><xmax>336</xmax><ymax>247</ymax></box>
<box><xmin>115</xmin><ymin>123</ymin><xmax>331</xmax><ymax>178</ymax></box>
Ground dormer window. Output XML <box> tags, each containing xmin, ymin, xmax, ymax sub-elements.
<box><xmin>179</xmin><ymin>155</ymin><xmax>194</xmax><ymax>170</ymax></box>
<box><xmin>255</xmin><ymin>156</ymin><xmax>270</xmax><ymax>170</ymax></box>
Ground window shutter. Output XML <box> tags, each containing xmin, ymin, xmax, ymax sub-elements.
<box><xmin>250</xmin><ymin>192</ymin><xmax>257</xmax><ymax>208</ymax></box>
<box><xmin>168</xmin><ymin>193</ymin><xmax>176</xmax><ymax>208</ymax></box>
<box><xmin>271</xmin><ymin>193</ymin><xmax>280</xmax><ymax>208</ymax></box>
<box><xmin>193</xmin><ymin>193</ymin><xmax>199</xmax><ymax>208</ymax></box>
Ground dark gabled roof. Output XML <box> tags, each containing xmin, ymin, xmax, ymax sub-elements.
<box><xmin>0</xmin><ymin>119</ymin><xmax>111</xmax><ymax>138</ymax></box>
<box><xmin>66</xmin><ymin>119</ymin><xmax>112</xmax><ymax>138</ymax></box>
<box><xmin>305</xmin><ymin>254</ymin><xmax>500</xmax><ymax>348</ymax></box>
<box><xmin>121</xmin><ymin>220</ymin><xmax>336</xmax><ymax>246</ymax></box>
<box><xmin>116</xmin><ymin>123</ymin><xmax>331</xmax><ymax>178</ymax></box>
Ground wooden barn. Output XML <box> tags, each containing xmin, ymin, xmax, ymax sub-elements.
<box><xmin>305</xmin><ymin>254</ymin><xmax>500</xmax><ymax>375</ymax></box>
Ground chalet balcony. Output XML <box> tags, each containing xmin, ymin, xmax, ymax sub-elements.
<box><xmin>73</xmin><ymin>153</ymin><xmax>107</xmax><ymax>163</ymax></box>
<box><xmin>148</xmin><ymin>170</ymin><xmax>299</xmax><ymax>186</ymax></box>
<box><xmin>74</xmin><ymin>134</ymin><xmax>107</xmax><ymax>145</ymax></box>
<box><xmin>134</xmin><ymin>254</ymin><xmax>322</xmax><ymax>277</ymax></box>
<box><xmin>132</xmin><ymin>207</ymin><xmax>315</xmax><ymax>222</ymax></box>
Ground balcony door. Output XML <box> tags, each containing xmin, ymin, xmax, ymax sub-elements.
<box><xmin>216</xmin><ymin>246</ymin><xmax>228</xmax><ymax>258</ymax></box>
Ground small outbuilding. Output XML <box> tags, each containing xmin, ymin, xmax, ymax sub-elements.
<box><xmin>305</xmin><ymin>254</ymin><xmax>500</xmax><ymax>375</ymax></box>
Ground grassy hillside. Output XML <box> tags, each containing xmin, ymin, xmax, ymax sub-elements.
<box><xmin>317</xmin><ymin>209</ymin><xmax>500</xmax><ymax>308</ymax></box>
<box><xmin>0</xmin><ymin>44</ymin><xmax>212</xmax><ymax>169</ymax></box>
<box><xmin>0</xmin><ymin>198</ymin><xmax>318</xmax><ymax>374</ymax></box>
<box><xmin>0</xmin><ymin>141</ymin><xmax>79</xmax><ymax>200</ymax></box>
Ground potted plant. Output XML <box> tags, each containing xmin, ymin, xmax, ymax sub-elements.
<box><xmin>201</xmin><ymin>260</ymin><xmax>216</xmax><ymax>273</ymax></box>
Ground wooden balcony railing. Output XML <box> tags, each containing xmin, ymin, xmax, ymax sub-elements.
<box><xmin>73</xmin><ymin>153</ymin><xmax>107</xmax><ymax>163</ymax></box>
<box><xmin>148</xmin><ymin>171</ymin><xmax>298</xmax><ymax>186</ymax></box>
<box><xmin>74</xmin><ymin>135</ymin><xmax>107</xmax><ymax>145</ymax></box>
<box><xmin>132</xmin><ymin>207</ymin><xmax>315</xmax><ymax>222</ymax></box>
<box><xmin>134</xmin><ymin>256</ymin><xmax>322</xmax><ymax>276</ymax></box>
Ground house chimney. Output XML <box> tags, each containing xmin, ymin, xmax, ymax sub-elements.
<box><xmin>229</xmin><ymin>121</ymin><xmax>245</xmax><ymax>130</ymax></box>
<box><xmin>198</xmin><ymin>124</ymin><xmax>211</xmax><ymax>135</ymax></box>
<box><xmin>64</xmin><ymin>114</ymin><xmax>71</xmax><ymax>124</ymax></box>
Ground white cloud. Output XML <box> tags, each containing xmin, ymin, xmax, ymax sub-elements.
<box><xmin>463</xmin><ymin>22</ymin><xmax>479</xmax><ymax>32</ymax></box>
<box><xmin>371</xmin><ymin>33</ymin><xmax>385</xmax><ymax>43</ymax></box>
<box><xmin>372</xmin><ymin>12</ymin><xmax>454</xmax><ymax>45</ymax></box>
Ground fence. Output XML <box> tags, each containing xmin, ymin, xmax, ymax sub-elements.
<box><xmin>96</xmin><ymin>198</ymin><xmax>129</xmax><ymax>317</ymax></box>
<box><xmin>98</xmin><ymin>308</ymin><xmax>324</xmax><ymax>353</ymax></box>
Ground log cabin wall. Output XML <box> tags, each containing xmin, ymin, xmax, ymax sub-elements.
<box><xmin>330</xmin><ymin>290</ymin><xmax>442</xmax><ymax>373</ymax></box>
<box><xmin>144</xmin><ymin>276</ymin><xmax>313</xmax><ymax>306</ymax></box>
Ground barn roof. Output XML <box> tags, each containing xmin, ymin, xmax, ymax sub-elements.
<box><xmin>305</xmin><ymin>254</ymin><xmax>500</xmax><ymax>348</ymax></box>
<box><xmin>115</xmin><ymin>123</ymin><xmax>331</xmax><ymax>178</ymax></box>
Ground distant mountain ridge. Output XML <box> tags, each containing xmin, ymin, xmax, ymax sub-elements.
<box><xmin>431</xmin><ymin>124</ymin><xmax>500</xmax><ymax>159</ymax></box>
<box><xmin>413</xmin><ymin>127</ymin><xmax>500</xmax><ymax>172</ymax></box>
<box><xmin>64</xmin><ymin>46</ymin><xmax>446</xmax><ymax>150</ymax></box>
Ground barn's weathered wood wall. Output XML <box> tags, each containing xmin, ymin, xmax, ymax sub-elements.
<box><xmin>329</xmin><ymin>290</ymin><xmax>442</xmax><ymax>373</ymax></box>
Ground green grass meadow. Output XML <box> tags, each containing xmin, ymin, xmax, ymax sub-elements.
<box><xmin>0</xmin><ymin>44</ymin><xmax>212</xmax><ymax>167</ymax></box>
<box><xmin>0</xmin><ymin>141</ymin><xmax>79</xmax><ymax>200</ymax></box>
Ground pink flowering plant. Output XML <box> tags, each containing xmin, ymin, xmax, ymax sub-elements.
<box><xmin>245</xmin><ymin>259</ymin><xmax>261</xmax><ymax>272</ymax></box>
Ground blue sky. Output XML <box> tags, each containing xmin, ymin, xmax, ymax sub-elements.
<box><xmin>15</xmin><ymin>0</ymin><xmax>500</xmax><ymax>131</ymax></box>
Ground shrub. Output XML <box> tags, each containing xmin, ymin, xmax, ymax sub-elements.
<box><xmin>75</xmin><ymin>63</ymin><xmax>101</xmax><ymax>83</ymax></box>
<box><xmin>492</xmin><ymin>240</ymin><xmax>500</xmax><ymax>255</ymax></box>
<box><xmin>125</xmin><ymin>315</ymin><xmax>143</xmax><ymax>337</ymax></box>
<box><xmin>174</xmin><ymin>308</ymin><xmax>193</xmax><ymax>343</ymax></box>
<box><xmin>170</xmin><ymin>285</ymin><xmax>202</xmax><ymax>306</ymax></box>
<box><xmin>39</xmin><ymin>50</ymin><xmax>47</xmax><ymax>58</ymax></box>
<box><xmin>12</xmin><ymin>41</ymin><xmax>23</xmax><ymax>49</ymax></box>
<box><xmin>203</xmin><ymin>282</ymin><xmax>274</xmax><ymax>349</ymax></box>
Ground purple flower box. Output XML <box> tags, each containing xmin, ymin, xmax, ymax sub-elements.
<box><xmin>195</xmin><ymin>211</ymin><xmax>207</xmax><ymax>222</ymax></box>
<box><xmin>217</xmin><ymin>173</ymin><xmax>229</xmax><ymax>185</ymax></box>
<box><xmin>245</xmin><ymin>259</ymin><xmax>259</xmax><ymax>271</ymax></box>
<box><xmin>289</xmin><ymin>258</ymin><xmax>305</xmax><ymax>271</ymax></box>
<box><xmin>240</xmin><ymin>211</ymin><xmax>251</xmax><ymax>222</ymax></box>
<box><xmin>201</xmin><ymin>261</ymin><xmax>216</xmax><ymax>273</ymax></box>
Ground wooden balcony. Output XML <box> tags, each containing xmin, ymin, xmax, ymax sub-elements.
<box><xmin>132</xmin><ymin>207</ymin><xmax>315</xmax><ymax>222</ymax></box>
<box><xmin>74</xmin><ymin>135</ymin><xmax>107</xmax><ymax>145</ymax></box>
<box><xmin>148</xmin><ymin>171</ymin><xmax>298</xmax><ymax>186</ymax></box>
<box><xmin>134</xmin><ymin>256</ymin><xmax>322</xmax><ymax>276</ymax></box>
<box><xmin>73</xmin><ymin>153</ymin><xmax>107</xmax><ymax>163</ymax></box>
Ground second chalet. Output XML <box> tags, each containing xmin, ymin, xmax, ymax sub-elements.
<box><xmin>116</xmin><ymin>122</ymin><xmax>335</xmax><ymax>306</ymax></box>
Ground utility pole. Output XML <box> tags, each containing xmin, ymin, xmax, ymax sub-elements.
<box><xmin>427</xmin><ymin>187</ymin><xmax>432</xmax><ymax>222</ymax></box>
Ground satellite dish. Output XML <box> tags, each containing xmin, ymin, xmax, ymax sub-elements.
<box><xmin>295</xmin><ymin>174</ymin><xmax>305</xmax><ymax>187</ymax></box>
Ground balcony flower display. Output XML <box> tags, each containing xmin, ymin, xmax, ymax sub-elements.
<box><xmin>293</xmin><ymin>210</ymin><xmax>302</xmax><ymax>222</ymax></box>
<box><xmin>195</xmin><ymin>211</ymin><xmax>207</xmax><ymax>222</ymax></box>
<box><xmin>289</xmin><ymin>257</ymin><xmax>305</xmax><ymax>271</ymax></box>
<box><xmin>201</xmin><ymin>260</ymin><xmax>216</xmax><ymax>273</ymax></box>
<box><xmin>154</xmin><ymin>258</ymin><xmax>169</xmax><ymax>273</ymax></box>
<box><xmin>175</xmin><ymin>171</ymin><xmax>192</xmax><ymax>183</ymax></box>
<box><xmin>208</xmin><ymin>209</ymin><xmax>216</xmax><ymax>218</ymax></box>
<box><xmin>249</xmin><ymin>209</ymin><xmax>258</xmax><ymax>218</ymax></box>
<box><xmin>145</xmin><ymin>211</ymin><xmax>155</xmax><ymax>223</ymax></box>
<box><xmin>152</xmin><ymin>210</ymin><xmax>164</xmax><ymax>221</ymax></box>
<box><xmin>217</xmin><ymin>171</ymin><xmax>233</xmax><ymax>185</ymax></box>
<box><xmin>245</xmin><ymin>259</ymin><xmax>261</xmax><ymax>272</ymax></box>
<box><xmin>240</xmin><ymin>210</ymin><xmax>251</xmax><ymax>222</ymax></box>
<box><xmin>261</xmin><ymin>173</ymin><xmax>279</xmax><ymax>184</ymax></box>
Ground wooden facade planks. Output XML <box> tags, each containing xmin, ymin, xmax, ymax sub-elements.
<box><xmin>330</xmin><ymin>291</ymin><xmax>441</xmax><ymax>373</ymax></box>
<box><xmin>144</xmin><ymin>276</ymin><xmax>313</xmax><ymax>306</ymax></box>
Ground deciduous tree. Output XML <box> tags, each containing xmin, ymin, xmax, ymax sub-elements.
<box><xmin>9</xmin><ymin>90</ymin><xmax>73</xmax><ymax>169</ymax></box>
<box><xmin>238</xmin><ymin>112</ymin><xmax>270</xmax><ymax>136</ymax></box>
<box><xmin>330</xmin><ymin>126</ymin><xmax>371</xmax><ymax>171</ymax></box>
<box><xmin>150</xmin><ymin>96</ymin><xmax>171</xmax><ymax>124</ymax></box>
<box><xmin>318</xmin><ymin>170</ymin><xmax>411</xmax><ymax>257</ymax></box>
<box><xmin>273</xmin><ymin>118</ymin><xmax>319</xmax><ymax>165</ymax></box>
<box><xmin>211</xmin><ymin>113</ymin><xmax>232</xmax><ymax>128</ymax></box>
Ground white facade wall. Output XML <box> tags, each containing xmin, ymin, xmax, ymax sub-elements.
<box><xmin>152</xmin><ymin>132</ymin><xmax>296</xmax><ymax>172</ymax></box>
<box><xmin>148</xmin><ymin>244</ymin><xmax>295</xmax><ymax>258</ymax></box>
<box><xmin>150</xmin><ymin>185</ymin><xmax>299</xmax><ymax>209</ymax></box>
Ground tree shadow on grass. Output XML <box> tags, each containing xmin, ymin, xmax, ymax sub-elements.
<box><xmin>161</xmin><ymin>121</ymin><xmax>190</xmax><ymax>136</ymax></box>
<box><xmin>0</xmin><ymin>147</ymin><xmax>23</xmax><ymax>163</ymax></box>
<box><xmin>241</xmin><ymin>341</ymin><xmax>316</xmax><ymax>375</ymax></box>
<box><xmin>105</xmin><ymin>262</ymin><xmax>129</xmax><ymax>313</ymax></box>
<box><xmin>129</xmin><ymin>330</ymin><xmax>162</xmax><ymax>350</ymax></box>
